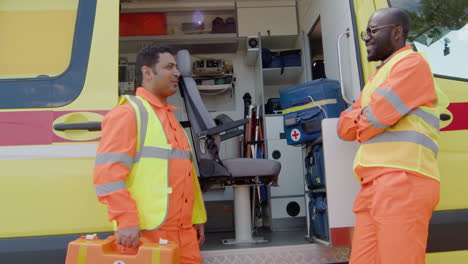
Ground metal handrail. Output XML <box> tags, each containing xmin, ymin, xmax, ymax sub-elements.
<box><xmin>337</xmin><ymin>28</ymin><xmax>354</xmax><ymax>105</ymax></box>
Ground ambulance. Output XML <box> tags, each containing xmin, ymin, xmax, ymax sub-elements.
<box><xmin>0</xmin><ymin>0</ymin><xmax>466</xmax><ymax>263</ymax></box>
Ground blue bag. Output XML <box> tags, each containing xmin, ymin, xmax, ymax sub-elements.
<box><xmin>280</xmin><ymin>79</ymin><xmax>347</xmax><ymax>145</ymax></box>
<box><xmin>305</xmin><ymin>144</ymin><xmax>325</xmax><ymax>189</ymax></box>
<box><xmin>262</xmin><ymin>49</ymin><xmax>301</xmax><ymax>74</ymax></box>
<box><xmin>309</xmin><ymin>193</ymin><xmax>329</xmax><ymax>240</ymax></box>
<box><xmin>270</xmin><ymin>49</ymin><xmax>301</xmax><ymax>69</ymax></box>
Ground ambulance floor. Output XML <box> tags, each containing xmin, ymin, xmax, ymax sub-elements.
<box><xmin>0</xmin><ymin>230</ymin><xmax>349</xmax><ymax>264</ymax></box>
<box><xmin>201</xmin><ymin>228</ymin><xmax>310</xmax><ymax>251</ymax></box>
<box><xmin>201</xmin><ymin>229</ymin><xmax>350</xmax><ymax>264</ymax></box>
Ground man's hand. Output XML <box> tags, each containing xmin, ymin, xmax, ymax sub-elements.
<box><xmin>194</xmin><ymin>224</ymin><xmax>205</xmax><ymax>246</ymax></box>
<box><xmin>117</xmin><ymin>226</ymin><xmax>140</xmax><ymax>248</ymax></box>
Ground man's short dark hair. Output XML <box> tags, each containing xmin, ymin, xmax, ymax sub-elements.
<box><xmin>135</xmin><ymin>44</ymin><xmax>175</xmax><ymax>87</ymax></box>
<box><xmin>386</xmin><ymin>8</ymin><xmax>411</xmax><ymax>39</ymax></box>
<box><xmin>395</xmin><ymin>8</ymin><xmax>410</xmax><ymax>39</ymax></box>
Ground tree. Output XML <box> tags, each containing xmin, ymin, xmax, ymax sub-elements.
<box><xmin>396</xmin><ymin>0</ymin><xmax>468</xmax><ymax>43</ymax></box>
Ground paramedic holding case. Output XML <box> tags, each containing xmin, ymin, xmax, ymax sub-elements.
<box><xmin>338</xmin><ymin>8</ymin><xmax>448</xmax><ymax>264</ymax></box>
<box><xmin>94</xmin><ymin>44</ymin><xmax>207</xmax><ymax>264</ymax></box>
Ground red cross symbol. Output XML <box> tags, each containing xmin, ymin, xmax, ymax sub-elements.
<box><xmin>291</xmin><ymin>129</ymin><xmax>301</xmax><ymax>141</ymax></box>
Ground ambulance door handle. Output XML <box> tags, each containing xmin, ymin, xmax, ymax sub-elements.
<box><xmin>337</xmin><ymin>28</ymin><xmax>354</xmax><ymax>105</ymax></box>
<box><xmin>440</xmin><ymin>114</ymin><xmax>451</xmax><ymax>121</ymax></box>
<box><xmin>54</xmin><ymin>122</ymin><xmax>102</xmax><ymax>132</ymax></box>
<box><xmin>52</xmin><ymin>112</ymin><xmax>104</xmax><ymax>141</ymax></box>
<box><xmin>55</xmin><ymin>120</ymin><xmax>190</xmax><ymax>131</ymax></box>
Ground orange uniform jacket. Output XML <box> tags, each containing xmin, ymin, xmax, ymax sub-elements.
<box><xmin>338</xmin><ymin>45</ymin><xmax>438</xmax><ymax>183</ymax></box>
<box><xmin>94</xmin><ymin>88</ymin><xmax>196</xmax><ymax>231</ymax></box>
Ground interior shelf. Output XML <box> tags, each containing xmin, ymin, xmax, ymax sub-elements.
<box><xmin>262</xmin><ymin>66</ymin><xmax>304</xmax><ymax>85</ymax></box>
<box><xmin>198</xmin><ymin>84</ymin><xmax>233</xmax><ymax>94</ymax></box>
<box><xmin>120</xmin><ymin>1</ymin><xmax>235</xmax><ymax>13</ymax></box>
<box><xmin>120</xmin><ymin>33</ymin><xmax>238</xmax><ymax>43</ymax></box>
<box><xmin>119</xmin><ymin>34</ymin><xmax>241</xmax><ymax>54</ymax></box>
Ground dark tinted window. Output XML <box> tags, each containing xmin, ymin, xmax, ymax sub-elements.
<box><xmin>0</xmin><ymin>0</ymin><xmax>97</xmax><ymax>108</ymax></box>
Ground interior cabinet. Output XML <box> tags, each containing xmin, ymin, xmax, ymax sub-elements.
<box><xmin>259</xmin><ymin>31</ymin><xmax>309</xmax><ymax>230</ymax></box>
<box><xmin>237</xmin><ymin>1</ymin><xmax>298</xmax><ymax>37</ymax></box>
<box><xmin>266</xmin><ymin>117</ymin><xmax>307</xmax><ymax>231</ymax></box>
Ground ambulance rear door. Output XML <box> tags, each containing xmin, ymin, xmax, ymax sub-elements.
<box><xmin>298</xmin><ymin>0</ymin><xmax>365</xmax><ymax>247</ymax></box>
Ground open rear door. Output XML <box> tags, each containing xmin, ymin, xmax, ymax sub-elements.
<box><xmin>322</xmin><ymin>119</ymin><xmax>359</xmax><ymax>247</ymax></box>
<box><xmin>298</xmin><ymin>0</ymin><xmax>373</xmax><ymax>247</ymax></box>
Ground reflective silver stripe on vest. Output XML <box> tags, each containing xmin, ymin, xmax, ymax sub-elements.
<box><xmin>364</xmin><ymin>131</ymin><xmax>438</xmax><ymax>154</ymax></box>
<box><xmin>170</xmin><ymin>149</ymin><xmax>191</xmax><ymax>159</ymax></box>
<box><xmin>364</xmin><ymin>106</ymin><xmax>389</xmax><ymax>129</ymax></box>
<box><xmin>95</xmin><ymin>152</ymin><xmax>133</xmax><ymax>169</ymax></box>
<box><xmin>95</xmin><ymin>181</ymin><xmax>126</xmax><ymax>195</ymax></box>
<box><xmin>127</xmin><ymin>96</ymin><xmax>149</xmax><ymax>157</ymax></box>
<box><xmin>135</xmin><ymin>146</ymin><xmax>191</xmax><ymax>162</ymax></box>
<box><xmin>375</xmin><ymin>88</ymin><xmax>411</xmax><ymax>116</ymax></box>
<box><xmin>409</xmin><ymin>108</ymin><xmax>440</xmax><ymax>130</ymax></box>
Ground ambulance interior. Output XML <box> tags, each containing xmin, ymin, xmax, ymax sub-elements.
<box><xmin>117</xmin><ymin>0</ymin><xmax>356</xmax><ymax>257</ymax></box>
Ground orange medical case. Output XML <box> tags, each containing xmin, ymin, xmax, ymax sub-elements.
<box><xmin>65</xmin><ymin>235</ymin><xmax>179</xmax><ymax>264</ymax></box>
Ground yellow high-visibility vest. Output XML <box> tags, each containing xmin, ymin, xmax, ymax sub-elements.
<box><xmin>122</xmin><ymin>95</ymin><xmax>206</xmax><ymax>230</ymax></box>
<box><xmin>353</xmin><ymin>49</ymin><xmax>449</xmax><ymax>181</ymax></box>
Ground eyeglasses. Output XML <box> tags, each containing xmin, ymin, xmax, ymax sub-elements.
<box><xmin>360</xmin><ymin>24</ymin><xmax>398</xmax><ymax>41</ymax></box>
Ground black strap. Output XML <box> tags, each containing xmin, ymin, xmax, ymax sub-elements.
<box><xmin>280</xmin><ymin>53</ymin><xmax>285</xmax><ymax>75</ymax></box>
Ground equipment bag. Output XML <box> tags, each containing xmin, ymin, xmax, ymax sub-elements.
<box><xmin>262</xmin><ymin>49</ymin><xmax>301</xmax><ymax>74</ymax></box>
<box><xmin>309</xmin><ymin>193</ymin><xmax>329</xmax><ymax>240</ymax></box>
<box><xmin>305</xmin><ymin>143</ymin><xmax>325</xmax><ymax>189</ymax></box>
<box><xmin>280</xmin><ymin>78</ymin><xmax>347</xmax><ymax>145</ymax></box>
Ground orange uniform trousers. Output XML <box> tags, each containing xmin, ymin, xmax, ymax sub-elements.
<box><xmin>349</xmin><ymin>168</ymin><xmax>440</xmax><ymax>264</ymax></box>
<box><xmin>141</xmin><ymin>227</ymin><xmax>201</xmax><ymax>264</ymax></box>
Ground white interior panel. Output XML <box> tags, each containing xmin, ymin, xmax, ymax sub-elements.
<box><xmin>267</xmin><ymin>139</ymin><xmax>304</xmax><ymax>197</ymax></box>
<box><xmin>322</xmin><ymin>118</ymin><xmax>360</xmax><ymax>228</ymax></box>
<box><xmin>271</xmin><ymin>196</ymin><xmax>306</xmax><ymax>219</ymax></box>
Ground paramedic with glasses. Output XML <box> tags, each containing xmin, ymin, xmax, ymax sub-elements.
<box><xmin>338</xmin><ymin>8</ymin><xmax>448</xmax><ymax>264</ymax></box>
